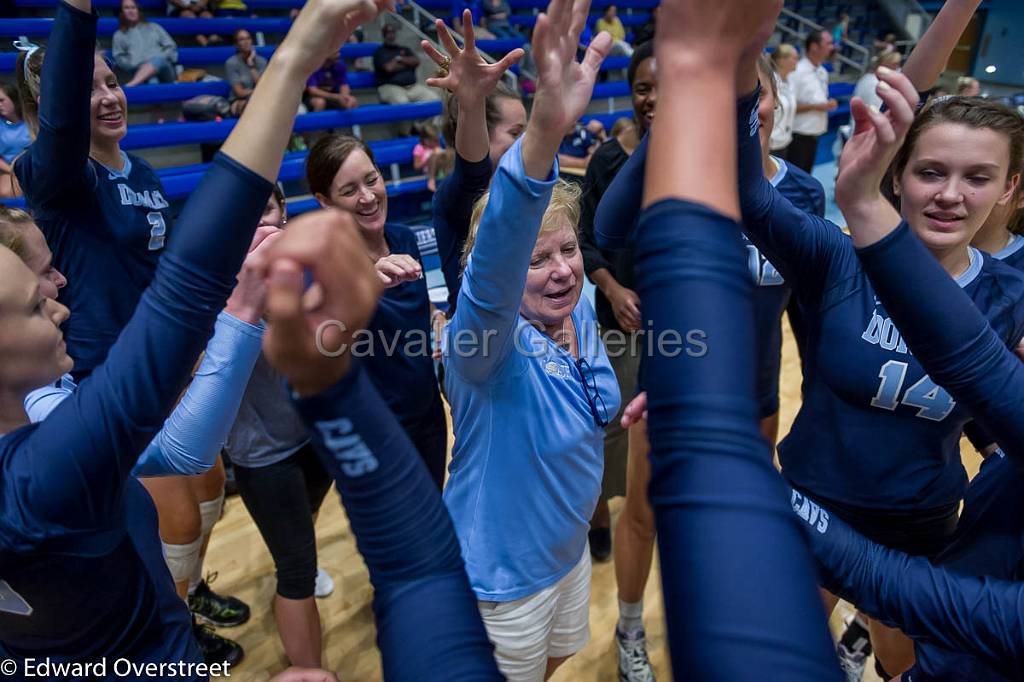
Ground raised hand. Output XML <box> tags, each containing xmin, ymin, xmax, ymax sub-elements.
<box><xmin>375</xmin><ymin>253</ymin><xmax>423</xmax><ymax>287</ymax></box>
<box><xmin>281</xmin><ymin>0</ymin><xmax>395</xmax><ymax>76</ymax></box>
<box><xmin>255</xmin><ymin>210</ymin><xmax>383</xmax><ymax>396</ymax></box>
<box><xmin>529</xmin><ymin>0</ymin><xmax>612</xmax><ymax>141</ymax></box>
<box><xmin>835</xmin><ymin>66</ymin><xmax>919</xmax><ymax>242</ymax></box>
<box><xmin>422</xmin><ymin>13</ymin><xmax>524</xmax><ymax>105</ymax></box>
<box><xmin>224</xmin><ymin>225</ymin><xmax>283</xmax><ymax>324</ymax></box>
<box><xmin>657</xmin><ymin>0</ymin><xmax>782</xmax><ymax>63</ymax></box>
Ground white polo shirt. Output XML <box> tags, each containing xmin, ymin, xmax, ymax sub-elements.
<box><xmin>791</xmin><ymin>57</ymin><xmax>830</xmax><ymax>137</ymax></box>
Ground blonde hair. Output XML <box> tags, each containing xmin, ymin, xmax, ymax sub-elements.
<box><xmin>0</xmin><ymin>206</ymin><xmax>34</xmax><ymax>259</ymax></box>
<box><xmin>461</xmin><ymin>180</ymin><xmax>582</xmax><ymax>270</ymax></box>
<box><xmin>956</xmin><ymin>76</ymin><xmax>980</xmax><ymax>96</ymax></box>
<box><xmin>770</xmin><ymin>43</ymin><xmax>798</xmax><ymax>66</ymax></box>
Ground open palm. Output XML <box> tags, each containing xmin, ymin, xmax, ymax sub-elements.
<box><xmin>529</xmin><ymin>0</ymin><xmax>612</xmax><ymax>136</ymax></box>
<box><xmin>422</xmin><ymin>14</ymin><xmax>524</xmax><ymax>102</ymax></box>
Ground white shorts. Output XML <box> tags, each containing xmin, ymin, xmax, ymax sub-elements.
<box><xmin>477</xmin><ymin>547</ymin><xmax>592</xmax><ymax>682</ymax></box>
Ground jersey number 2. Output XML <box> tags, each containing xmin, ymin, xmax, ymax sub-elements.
<box><xmin>870</xmin><ymin>360</ymin><xmax>956</xmax><ymax>422</ymax></box>
<box><xmin>147</xmin><ymin>211</ymin><xmax>167</xmax><ymax>251</ymax></box>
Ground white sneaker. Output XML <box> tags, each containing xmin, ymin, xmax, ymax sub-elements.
<box><xmin>616</xmin><ymin>627</ymin><xmax>655</xmax><ymax>682</ymax></box>
<box><xmin>314</xmin><ymin>568</ymin><xmax>334</xmax><ymax>599</ymax></box>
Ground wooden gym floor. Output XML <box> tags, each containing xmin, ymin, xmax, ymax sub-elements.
<box><xmin>203</xmin><ymin>316</ymin><xmax>983</xmax><ymax>681</ymax></box>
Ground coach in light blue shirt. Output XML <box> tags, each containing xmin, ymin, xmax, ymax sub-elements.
<box><xmin>442</xmin><ymin>134</ymin><xmax>620</xmax><ymax>678</ymax></box>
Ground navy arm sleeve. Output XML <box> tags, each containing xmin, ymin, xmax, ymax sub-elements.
<box><xmin>735</xmin><ymin>88</ymin><xmax>847</xmax><ymax>294</ymax></box>
<box><xmin>13</xmin><ymin>0</ymin><xmax>94</xmax><ymax>209</ymax></box>
<box><xmin>634</xmin><ymin>199</ymin><xmax>841</xmax><ymax>680</ymax></box>
<box><xmin>1</xmin><ymin>154</ymin><xmax>270</xmax><ymax>546</ymax></box>
<box><xmin>592</xmin><ymin>133</ymin><xmax>646</xmax><ymax>251</ymax></box>
<box><xmin>293</xmin><ymin>363</ymin><xmax>501</xmax><ymax>682</ymax></box>
<box><xmin>791</xmin><ymin>486</ymin><xmax>1024</xmax><ymax>675</ymax></box>
<box><xmin>432</xmin><ymin>152</ymin><xmax>493</xmax><ymax>312</ymax></box>
<box><xmin>857</xmin><ymin>222</ymin><xmax>1024</xmax><ymax>462</ymax></box>
<box><xmin>578</xmin><ymin>146</ymin><xmax>617</xmax><ymax>275</ymax></box>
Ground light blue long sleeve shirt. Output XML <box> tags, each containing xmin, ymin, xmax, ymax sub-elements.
<box><xmin>24</xmin><ymin>311</ymin><xmax>264</xmax><ymax>477</ymax></box>
<box><xmin>441</xmin><ymin>137</ymin><xmax>620</xmax><ymax>602</ymax></box>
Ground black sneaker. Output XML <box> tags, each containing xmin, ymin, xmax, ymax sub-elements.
<box><xmin>589</xmin><ymin>527</ymin><xmax>612</xmax><ymax>562</ymax></box>
<box><xmin>192</xmin><ymin>618</ymin><xmax>245</xmax><ymax>667</ymax></box>
<box><xmin>836</xmin><ymin>615</ymin><xmax>872</xmax><ymax>682</ymax></box>
<box><xmin>189</xmin><ymin>575</ymin><xmax>250</xmax><ymax>627</ymax></box>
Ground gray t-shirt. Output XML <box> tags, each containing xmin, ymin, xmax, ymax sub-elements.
<box><xmin>224</xmin><ymin>53</ymin><xmax>268</xmax><ymax>101</ymax></box>
<box><xmin>224</xmin><ymin>353</ymin><xmax>309</xmax><ymax>468</ymax></box>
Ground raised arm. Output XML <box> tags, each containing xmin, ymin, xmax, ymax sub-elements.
<box><xmin>6</xmin><ymin>0</ymin><xmax>391</xmax><ymax>534</ymax></box>
<box><xmin>592</xmin><ymin>131</ymin><xmax>646</xmax><ymax>250</ymax></box>
<box><xmin>902</xmin><ymin>0</ymin><xmax>982</xmax><ymax>94</ymax></box>
<box><xmin>259</xmin><ymin>190</ymin><xmax>500</xmax><ymax>681</ymax></box>
<box><xmin>636</xmin><ymin>2</ymin><xmax>840</xmax><ymax>677</ymax></box>
<box><xmin>422</xmin><ymin>16</ymin><xmax>523</xmax><ymax>308</ymax></box>
<box><xmin>447</xmin><ymin>0</ymin><xmax>610</xmax><ymax>382</ymax></box>
<box><xmin>792</xmin><ymin>486</ymin><xmax>1024</xmax><ymax>675</ymax></box>
<box><xmin>14</xmin><ymin>1</ymin><xmax>95</xmax><ymax>210</ymax></box>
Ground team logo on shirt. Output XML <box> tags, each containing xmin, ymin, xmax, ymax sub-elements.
<box><xmin>790</xmin><ymin>490</ymin><xmax>830</xmax><ymax>534</ymax></box>
<box><xmin>117</xmin><ymin>184</ymin><xmax>170</xmax><ymax>211</ymax></box>
<box><xmin>861</xmin><ymin>309</ymin><xmax>909</xmax><ymax>355</ymax></box>
<box><xmin>0</xmin><ymin>579</ymin><xmax>33</xmax><ymax>616</ymax></box>
<box><xmin>314</xmin><ymin>417</ymin><xmax>379</xmax><ymax>477</ymax></box>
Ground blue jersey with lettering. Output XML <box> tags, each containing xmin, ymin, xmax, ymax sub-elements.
<box><xmin>0</xmin><ymin>152</ymin><xmax>270</xmax><ymax>677</ymax></box>
<box><xmin>750</xmin><ymin>157</ymin><xmax>826</xmax><ymax>416</ymax></box>
<box><xmin>736</xmin><ymin>88</ymin><xmax>1024</xmax><ymax>512</ymax></box>
<box><xmin>13</xmin><ymin>1</ymin><xmax>173</xmax><ymax>378</ymax></box>
<box><xmin>591</xmin><ymin>135</ymin><xmax>826</xmax><ymax>418</ymax></box>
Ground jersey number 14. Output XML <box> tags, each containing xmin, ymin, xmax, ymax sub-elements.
<box><xmin>870</xmin><ymin>360</ymin><xmax>956</xmax><ymax>422</ymax></box>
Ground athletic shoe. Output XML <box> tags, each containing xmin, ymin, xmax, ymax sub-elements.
<box><xmin>589</xmin><ymin>527</ymin><xmax>612</xmax><ymax>562</ymax></box>
<box><xmin>836</xmin><ymin>615</ymin><xmax>871</xmax><ymax>682</ymax></box>
<box><xmin>314</xmin><ymin>567</ymin><xmax>335</xmax><ymax>599</ymax></box>
<box><xmin>616</xmin><ymin>626</ymin><xmax>655</xmax><ymax>682</ymax></box>
<box><xmin>192</xmin><ymin>618</ymin><xmax>245</xmax><ymax>667</ymax></box>
<box><xmin>189</xmin><ymin>575</ymin><xmax>250</xmax><ymax>627</ymax></box>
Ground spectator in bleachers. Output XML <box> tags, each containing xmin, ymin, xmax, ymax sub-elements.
<box><xmin>212</xmin><ymin>0</ymin><xmax>248</xmax><ymax>16</ymax></box>
<box><xmin>557</xmin><ymin>120</ymin><xmax>604</xmax><ymax>172</ymax></box>
<box><xmin>305</xmin><ymin>53</ymin><xmax>359</xmax><ymax>112</ymax></box>
<box><xmin>374</xmin><ymin>23</ymin><xmax>442</xmax><ymax>132</ymax></box>
<box><xmin>113</xmin><ymin>0</ymin><xmax>179</xmax><ymax>87</ymax></box>
<box><xmin>165</xmin><ymin>0</ymin><xmax>214</xmax><ymax>47</ymax></box>
<box><xmin>452</xmin><ymin>0</ymin><xmax>494</xmax><ymax>38</ymax></box>
<box><xmin>414</xmin><ymin>123</ymin><xmax>450</xmax><ymax>191</ymax></box>
<box><xmin>850</xmin><ymin>49</ymin><xmax>903</xmax><ymax>133</ymax></box>
<box><xmin>788</xmin><ymin>28</ymin><xmax>836</xmax><ymax>172</ymax></box>
<box><xmin>831</xmin><ymin>9</ymin><xmax>850</xmax><ymax>46</ymax></box>
<box><xmin>631</xmin><ymin>5</ymin><xmax>655</xmax><ymax>46</ymax></box>
<box><xmin>957</xmin><ymin>76</ymin><xmax>981</xmax><ymax>97</ymax></box>
<box><xmin>225</xmin><ymin>29</ymin><xmax>266</xmax><ymax>116</ymax></box>
<box><xmin>595</xmin><ymin>5</ymin><xmax>632</xmax><ymax>57</ymax></box>
<box><xmin>481</xmin><ymin>0</ymin><xmax>521</xmax><ymax>40</ymax></box>
<box><xmin>0</xmin><ymin>83</ymin><xmax>30</xmax><ymax>199</ymax></box>
<box><xmin>769</xmin><ymin>43</ymin><xmax>798</xmax><ymax>157</ymax></box>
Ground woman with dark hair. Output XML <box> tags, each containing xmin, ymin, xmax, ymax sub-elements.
<box><xmin>113</xmin><ymin>0</ymin><xmax>179</xmax><ymax>86</ymax></box>
<box><xmin>225</xmin><ymin>29</ymin><xmax>268</xmax><ymax>116</ymax></box>
<box><xmin>306</xmin><ymin>134</ymin><xmax>448</xmax><ymax>491</ymax></box>
<box><xmin>422</xmin><ymin>12</ymin><xmax>525</xmax><ymax>316</ymax></box>
<box><xmin>0</xmin><ymin>83</ymin><xmax>29</xmax><ymax>198</ymax></box>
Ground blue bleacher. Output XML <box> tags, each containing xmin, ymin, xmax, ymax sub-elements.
<box><xmin>0</xmin><ymin>17</ymin><xmax>295</xmax><ymax>37</ymax></box>
<box><xmin>118</xmin><ymin>70</ymin><xmax>378</xmax><ymax>105</ymax></box>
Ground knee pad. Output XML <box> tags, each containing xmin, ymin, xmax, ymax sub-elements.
<box><xmin>198</xmin><ymin>492</ymin><xmax>225</xmax><ymax>537</ymax></box>
<box><xmin>163</xmin><ymin>535</ymin><xmax>203</xmax><ymax>584</ymax></box>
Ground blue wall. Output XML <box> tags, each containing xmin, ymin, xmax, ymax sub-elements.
<box><xmin>973</xmin><ymin>0</ymin><xmax>1024</xmax><ymax>86</ymax></box>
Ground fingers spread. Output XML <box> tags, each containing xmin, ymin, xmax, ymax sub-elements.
<box><xmin>436</xmin><ymin>18</ymin><xmax>460</xmax><ymax>55</ymax></box>
<box><xmin>582</xmin><ymin>31</ymin><xmax>613</xmax><ymax>73</ymax></box>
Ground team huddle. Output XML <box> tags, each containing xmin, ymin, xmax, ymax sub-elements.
<box><xmin>1</xmin><ymin>0</ymin><xmax>1024</xmax><ymax>680</ymax></box>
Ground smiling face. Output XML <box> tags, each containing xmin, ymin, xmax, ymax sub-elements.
<box><xmin>488</xmin><ymin>97</ymin><xmax>527</xmax><ymax>168</ymax></box>
<box><xmin>91</xmin><ymin>54</ymin><xmax>128</xmax><ymax>147</ymax></box>
<box><xmin>631</xmin><ymin>57</ymin><xmax>656</xmax><ymax>136</ymax></box>
<box><xmin>317</xmin><ymin>149</ymin><xmax>388</xmax><ymax>236</ymax></box>
<box><xmin>0</xmin><ymin>248</ymin><xmax>72</xmax><ymax>395</ymax></box>
<box><xmin>520</xmin><ymin>219</ymin><xmax>584</xmax><ymax>333</ymax></box>
<box><xmin>17</xmin><ymin>223</ymin><xmax>67</xmax><ymax>301</ymax></box>
<box><xmin>895</xmin><ymin>122</ymin><xmax>1019</xmax><ymax>253</ymax></box>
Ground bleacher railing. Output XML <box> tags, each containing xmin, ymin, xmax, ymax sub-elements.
<box><xmin>778</xmin><ymin>7</ymin><xmax>869</xmax><ymax>75</ymax></box>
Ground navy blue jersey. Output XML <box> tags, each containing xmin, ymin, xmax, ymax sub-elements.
<box><xmin>13</xmin><ymin>1</ymin><xmax>173</xmax><ymax>378</ymax></box>
<box><xmin>635</xmin><ymin>199</ymin><xmax>842</xmax><ymax>680</ymax></box>
<box><xmin>294</xmin><ymin>363</ymin><xmax>500</xmax><ymax>681</ymax></box>
<box><xmin>432</xmin><ymin>152</ymin><xmax>493</xmax><ymax>313</ymax></box>
<box><xmin>592</xmin><ymin>136</ymin><xmax>825</xmax><ymax>417</ymax></box>
<box><xmin>0</xmin><ymin>154</ymin><xmax>271</xmax><ymax>675</ymax></box>
<box><xmin>364</xmin><ymin>224</ymin><xmax>445</xmax><ymax>433</ymax></box>
<box><xmin>736</xmin><ymin>88</ymin><xmax>1024</xmax><ymax>512</ymax></box>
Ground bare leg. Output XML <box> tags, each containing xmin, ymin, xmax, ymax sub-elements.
<box><xmin>274</xmin><ymin>595</ymin><xmax>323</xmax><ymax>668</ymax></box>
<box><xmin>140</xmin><ymin>475</ymin><xmax>201</xmax><ymax>600</ymax></box>
<box><xmin>870</xmin><ymin>618</ymin><xmax>915</xmax><ymax>678</ymax></box>
<box><xmin>613</xmin><ymin>425</ymin><xmax>655</xmax><ymax>605</ymax></box>
<box><xmin>544</xmin><ymin>655</ymin><xmax>569</xmax><ymax>680</ymax></box>
<box><xmin>125</xmin><ymin>62</ymin><xmax>159</xmax><ymax>87</ymax></box>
